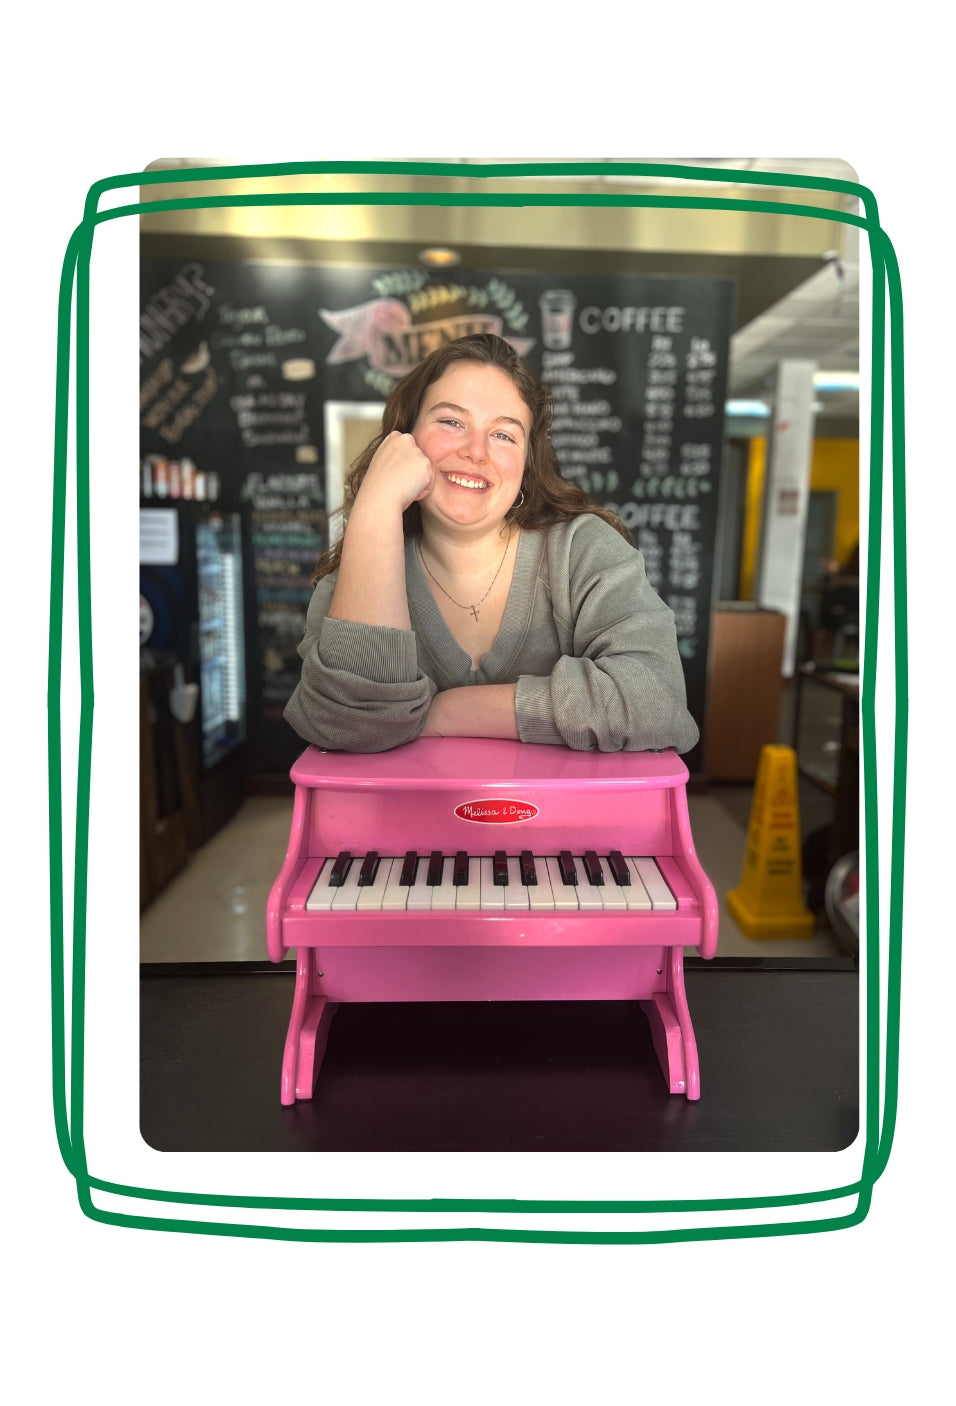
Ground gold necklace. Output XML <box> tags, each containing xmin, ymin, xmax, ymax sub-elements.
<box><xmin>418</xmin><ymin>530</ymin><xmax>513</xmax><ymax>622</ymax></box>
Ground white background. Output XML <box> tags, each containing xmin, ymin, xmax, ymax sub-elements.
<box><xmin>3</xmin><ymin>5</ymin><xmax>946</xmax><ymax>1400</ymax></box>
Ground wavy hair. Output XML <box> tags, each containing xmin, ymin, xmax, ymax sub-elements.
<box><xmin>311</xmin><ymin>332</ymin><xmax>630</xmax><ymax>582</ymax></box>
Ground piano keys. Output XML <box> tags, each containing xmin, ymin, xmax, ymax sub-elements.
<box><xmin>266</xmin><ymin>738</ymin><xmax>719</xmax><ymax>1107</ymax></box>
<box><xmin>305</xmin><ymin>849</ymin><xmax>677</xmax><ymax>913</ymax></box>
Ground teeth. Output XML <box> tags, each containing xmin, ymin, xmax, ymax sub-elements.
<box><xmin>446</xmin><ymin>473</ymin><xmax>488</xmax><ymax>490</ymax></box>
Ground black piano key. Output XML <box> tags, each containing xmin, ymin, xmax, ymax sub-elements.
<box><xmin>583</xmin><ymin>850</ymin><xmax>604</xmax><ymax>885</ymax></box>
<box><xmin>493</xmin><ymin>850</ymin><xmax>509</xmax><ymax>886</ymax></box>
<box><xmin>453</xmin><ymin>850</ymin><xmax>470</xmax><ymax>886</ymax></box>
<box><xmin>400</xmin><ymin>850</ymin><xmax>419</xmax><ymax>885</ymax></box>
<box><xmin>558</xmin><ymin>850</ymin><xmax>578</xmax><ymax>885</ymax></box>
<box><xmin>519</xmin><ymin>850</ymin><xmax>537</xmax><ymax>886</ymax></box>
<box><xmin>358</xmin><ymin>850</ymin><xmax>381</xmax><ymax>886</ymax></box>
<box><xmin>608</xmin><ymin>850</ymin><xmax>631</xmax><ymax>885</ymax></box>
<box><xmin>427</xmin><ymin>850</ymin><xmax>445</xmax><ymax>886</ymax></box>
<box><xmin>329</xmin><ymin>850</ymin><xmax>353</xmax><ymax>887</ymax></box>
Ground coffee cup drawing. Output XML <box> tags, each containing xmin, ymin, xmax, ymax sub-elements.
<box><xmin>539</xmin><ymin>290</ymin><xmax>577</xmax><ymax>350</ymax></box>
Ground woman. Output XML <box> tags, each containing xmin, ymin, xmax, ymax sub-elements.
<box><xmin>285</xmin><ymin>333</ymin><xmax>699</xmax><ymax>754</ymax></box>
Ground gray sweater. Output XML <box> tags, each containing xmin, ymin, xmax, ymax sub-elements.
<box><xmin>284</xmin><ymin>514</ymin><xmax>700</xmax><ymax>754</ymax></box>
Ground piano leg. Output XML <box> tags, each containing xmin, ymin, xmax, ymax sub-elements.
<box><xmin>281</xmin><ymin>948</ymin><xmax>312</xmax><ymax>1105</ymax></box>
<box><xmin>639</xmin><ymin>946</ymin><xmax>701</xmax><ymax>1100</ymax></box>
<box><xmin>280</xmin><ymin>948</ymin><xmax>339</xmax><ymax>1105</ymax></box>
<box><xmin>295</xmin><ymin>995</ymin><xmax>338</xmax><ymax>1101</ymax></box>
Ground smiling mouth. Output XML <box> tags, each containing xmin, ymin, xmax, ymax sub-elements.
<box><xmin>442</xmin><ymin>471</ymin><xmax>491</xmax><ymax>491</ymax></box>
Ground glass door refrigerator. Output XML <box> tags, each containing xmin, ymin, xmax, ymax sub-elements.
<box><xmin>196</xmin><ymin>510</ymin><xmax>247</xmax><ymax>776</ymax></box>
<box><xmin>140</xmin><ymin>502</ymin><xmax>248</xmax><ymax>850</ymax></box>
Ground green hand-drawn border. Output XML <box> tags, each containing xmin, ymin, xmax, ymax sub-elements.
<box><xmin>50</xmin><ymin>160</ymin><xmax>904</xmax><ymax>1243</ymax></box>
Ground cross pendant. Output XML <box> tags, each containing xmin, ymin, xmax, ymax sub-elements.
<box><xmin>469</xmin><ymin>605</ymin><xmax>480</xmax><ymax>621</ymax></box>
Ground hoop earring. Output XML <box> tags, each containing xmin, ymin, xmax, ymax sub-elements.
<box><xmin>513</xmin><ymin>489</ymin><xmax>525</xmax><ymax>510</ymax></box>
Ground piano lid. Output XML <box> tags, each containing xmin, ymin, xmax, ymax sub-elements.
<box><xmin>290</xmin><ymin>738</ymin><xmax>688</xmax><ymax>791</ymax></box>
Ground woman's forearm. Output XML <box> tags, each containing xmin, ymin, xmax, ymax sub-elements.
<box><xmin>422</xmin><ymin>684</ymin><xmax>519</xmax><ymax>739</ymax></box>
<box><xmin>327</xmin><ymin>497</ymin><xmax>411</xmax><ymax>630</ymax></box>
<box><xmin>328</xmin><ymin>431</ymin><xmax>434</xmax><ymax>631</ymax></box>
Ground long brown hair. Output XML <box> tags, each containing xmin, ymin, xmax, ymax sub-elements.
<box><xmin>311</xmin><ymin>332</ymin><xmax>630</xmax><ymax>582</ymax></box>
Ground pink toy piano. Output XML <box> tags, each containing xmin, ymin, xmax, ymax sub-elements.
<box><xmin>266</xmin><ymin>738</ymin><xmax>718</xmax><ymax>1105</ymax></box>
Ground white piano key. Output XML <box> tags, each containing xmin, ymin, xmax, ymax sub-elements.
<box><xmin>406</xmin><ymin>857</ymin><xmax>435</xmax><ymax>911</ymax></box>
<box><xmin>331</xmin><ymin>857</ymin><xmax>365</xmax><ymax>911</ymax></box>
<box><xmin>479</xmin><ymin>857</ymin><xmax>505</xmax><ymax>910</ymax></box>
<box><xmin>504</xmin><ymin>855</ymin><xmax>530</xmax><ymax>909</ymax></box>
<box><xmin>356</xmin><ymin>855</ymin><xmax>395</xmax><ymax>911</ymax></box>
<box><xmin>595</xmin><ymin>856</ymin><xmax>628</xmax><ymax>910</ymax></box>
<box><xmin>573</xmin><ymin>854</ymin><xmax>605</xmax><ymax>910</ymax></box>
<box><xmin>381</xmin><ymin>859</ymin><xmax>411</xmax><ymax>912</ymax></box>
<box><xmin>620</xmin><ymin>857</ymin><xmax>653</xmax><ymax>911</ymax></box>
<box><xmin>631</xmin><ymin>856</ymin><xmax>677</xmax><ymax>910</ymax></box>
<box><xmin>429</xmin><ymin>856</ymin><xmax>460</xmax><ymax>911</ymax></box>
<box><xmin>527</xmin><ymin>857</ymin><xmax>556</xmax><ymax>911</ymax></box>
<box><xmin>455</xmin><ymin>855</ymin><xmax>483</xmax><ymax>911</ymax></box>
<box><xmin>545</xmin><ymin>856</ymin><xmax>581</xmax><ymax>910</ymax></box>
<box><xmin>305</xmin><ymin>858</ymin><xmax>336</xmax><ymax>911</ymax></box>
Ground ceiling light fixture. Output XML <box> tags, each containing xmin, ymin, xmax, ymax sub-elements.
<box><xmin>419</xmin><ymin>247</ymin><xmax>462</xmax><ymax>268</ymax></box>
<box><xmin>813</xmin><ymin>372</ymin><xmax>859</xmax><ymax>392</ymax></box>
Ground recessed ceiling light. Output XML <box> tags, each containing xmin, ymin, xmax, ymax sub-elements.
<box><xmin>813</xmin><ymin>372</ymin><xmax>859</xmax><ymax>391</ymax></box>
<box><xmin>419</xmin><ymin>247</ymin><xmax>461</xmax><ymax>267</ymax></box>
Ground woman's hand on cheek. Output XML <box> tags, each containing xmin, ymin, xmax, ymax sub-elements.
<box><xmin>359</xmin><ymin>431</ymin><xmax>436</xmax><ymax>514</ymax></box>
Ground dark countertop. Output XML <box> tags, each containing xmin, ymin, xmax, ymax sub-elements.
<box><xmin>140</xmin><ymin>960</ymin><xmax>858</xmax><ymax>1153</ymax></box>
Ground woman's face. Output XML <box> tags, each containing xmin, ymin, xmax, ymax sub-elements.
<box><xmin>411</xmin><ymin>363</ymin><xmax>531</xmax><ymax>534</ymax></box>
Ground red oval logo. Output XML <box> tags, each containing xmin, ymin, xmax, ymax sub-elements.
<box><xmin>454</xmin><ymin>798</ymin><xmax>539</xmax><ymax>824</ymax></box>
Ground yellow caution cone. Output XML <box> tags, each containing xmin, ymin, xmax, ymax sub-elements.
<box><xmin>727</xmin><ymin>744</ymin><xmax>816</xmax><ymax>940</ymax></box>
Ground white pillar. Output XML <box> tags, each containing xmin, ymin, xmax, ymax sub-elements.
<box><xmin>755</xmin><ymin>359</ymin><xmax>818</xmax><ymax>676</ymax></box>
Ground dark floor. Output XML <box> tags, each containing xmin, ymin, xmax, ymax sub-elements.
<box><xmin>140</xmin><ymin>959</ymin><xmax>858</xmax><ymax>1153</ymax></box>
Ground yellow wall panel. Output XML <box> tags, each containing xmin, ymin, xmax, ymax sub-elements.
<box><xmin>739</xmin><ymin>437</ymin><xmax>859</xmax><ymax>599</ymax></box>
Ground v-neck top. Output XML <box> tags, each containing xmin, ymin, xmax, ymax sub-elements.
<box><xmin>407</xmin><ymin>526</ymin><xmax>539</xmax><ymax>687</ymax></box>
<box><xmin>285</xmin><ymin>515</ymin><xmax>699</xmax><ymax>754</ymax></box>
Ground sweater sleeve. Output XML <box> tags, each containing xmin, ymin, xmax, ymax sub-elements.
<box><xmin>514</xmin><ymin>517</ymin><xmax>700</xmax><ymax>754</ymax></box>
<box><xmin>283</xmin><ymin>571</ymin><xmax>437</xmax><ymax>753</ymax></box>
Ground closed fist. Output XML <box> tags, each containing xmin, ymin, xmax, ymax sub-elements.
<box><xmin>359</xmin><ymin>431</ymin><xmax>436</xmax><ymax>513</ymax></box>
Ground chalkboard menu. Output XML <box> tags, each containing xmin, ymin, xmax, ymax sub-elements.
<box><xmin>140</xmin><ymin>256</ymin><xmax>733</xmax><ymax>775</ymax></box>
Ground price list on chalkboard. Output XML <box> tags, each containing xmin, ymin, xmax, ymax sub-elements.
<box><xmin>241</xmin><ymin>473</ymin><xmax>326</xmax><ymax>725</ymax></box>
<box><xmin>530</xmin><ymin>279</ymin><xmax>734</xmax><ymax>771</ymax></box>
<box><xmin>141</xmin><ymin>254</ymin><xmax>732</xmax><ymax>774</ymax></box>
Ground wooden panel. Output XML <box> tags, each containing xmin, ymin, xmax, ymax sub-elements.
<box><xmin>704</xmin><ymin>608</ymin><xmax>785</xmax><ymax>781</ymax></box>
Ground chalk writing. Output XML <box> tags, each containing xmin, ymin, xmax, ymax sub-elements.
<box><xmin>140</xmin><ymin>263</ymin><xmax>215</xmax><ymax>362</ymax></box>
